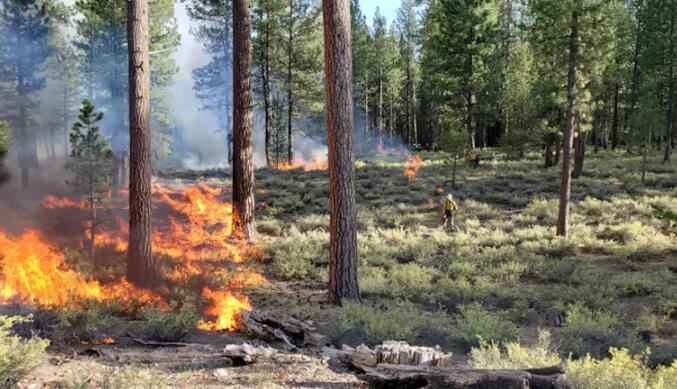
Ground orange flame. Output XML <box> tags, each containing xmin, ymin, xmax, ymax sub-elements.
<box><xmin>403</xmin><ymin>155</ymin><xmax>422</xmax><ymax>183</ymax></box>
<box><xmin>274</xmin><ymin>156</ymin><xmax>328</xmax><ymax>172</ymax></box>
<box><xmin>29</xmin><ymin>183</ymin><xmax>265</xmax><ymax>331</ymax></box>
<box><xmin>197</xmin><ymin>288</ymin><xmax>252</xmax><ymax>331</ymax></box>
<box><xmin>42</xmin><ymin>195</ymin><xmax>89</xmax><ymax>210</ymax></box>
<box><xmin>0</xmin><ymin>229</ymin><xmax>161</xmax><ymax>308</ymax></box>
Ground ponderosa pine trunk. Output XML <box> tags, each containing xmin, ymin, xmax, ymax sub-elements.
<box><xmin>611</xmin><ymin>85</ymin><xmax>619</xmax><ymax>150</ymax></box>
<box><xmin>286</xmin><ymin>0</ymin><xmax>294</xmax><ymax>163</ymax></box>
<box><xmin>232</xmin><ymin>0</ymin><xmax>256</xmax><ymax>241</ymax></box>
<box><xmin>322</xmin><ymin>0</ymin><xmax>360</xmax><ymax>304</ymax></box>
<box><xmin>665</xmin><ymin>1</ymin><xmax>675</xmax><ymax>162</ymax></box>
<box><xmin>262</xmin><ymin>7</ymin><xmax>273</xmax><ymax>167</ymax></box>
<box><xmin>126</xmin><ymin>0</ymin><xmax>154</xmax><ymax>287</ymax></box>
<box><xmin>556</xmin><ymin>10</ymin><xmax>579</xmax><ymax>238</ymax></box>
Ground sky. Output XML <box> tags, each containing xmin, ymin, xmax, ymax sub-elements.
<box><xmin>360</xmin><ymin>0</ymin><xmax>399</xmax><ymax>26</ymax></box>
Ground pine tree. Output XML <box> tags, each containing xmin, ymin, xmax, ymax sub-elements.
<box><xmin>323</xmin><ymin>0</ymin><xmax>360</xmax><ymax>304</ymax></box>
<box><xmin>396</xmin><ymin>0</ymin><xmax>419</xmax><ymax>146</ymax></box>
<box><xmin>127</xmin><ymin>0</ymin><xmax>154</xmax><ymax>287</ymax></box>
<box><xmin>0</xmin><ymin>0</ymin><xmax>53</xmax><ymax>188</ymax></box>
<box><xmin>253</xmin><ymin>0</ymin><xmax>286</xmax><ymax>166</ymax></box>
<box><xmin>65</xmin><ymin>100</ymin><xmax>114</xmax><ymax>258</ymax></box>
<box><xmin>279</xmin><ymin>0</ymin><xmax>324</xmax><ymax>163</ymax></box>
<box><xmin>232</xmin><ymin>0</ymin><xmax>256</xmax><ymax>241</ymax></box>
<box><xmin>75</xmin><ymin>0</ymin><xmax>179</xmax><ymax>175</ymax></box>
<box><xmin>0</xmin><ymin>121</ymin><xmax>9</xmax><ymax>183</ymax></box>
<box><xmin>186</xmin><ymin>0</ymin><xmax>234</xmax><ymax>162</ymax></box>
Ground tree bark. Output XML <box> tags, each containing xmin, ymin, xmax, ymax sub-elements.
<box><xmin>287</xmin><ymin>0</ymin><xmax>295</xmax><ymax>163</ymax></box>
<box><xmin>232</xmin><ymin>0</ymin><xmax>256</xmax><ymax>241</ymax></box>
<box><xmin>465</xmin><ymin>26</ymin><xmax>475</xmax><ymax>149</ymax></box>
<box><xmin>556</xmin><ymin>10</ymin><xmax>579</xmax><ymax>238</ymax></box>
<box><xmin>665</xmin><ymin>0</ymin><xmax>675</xmax><ymax>162</ymax></box>
<box><xmin>126</xmin><ymin>0</ymin><xmax>154</xmax><ymax>287</ymax></box>
<box><xmin>263</xmin><ymin>7</ymin><xmax>273</xmax><ymax>167</ymax></box>
<box><xmin>322</xmin><ymin>0</ymin><xmax>360</xmax><ymax>304</ymax></box>
<box><xmin>573</xmin><ymin>110</ymin><xmax>586</xmax><ymax>179</ymax></box>
<box><xmin>611</xmin><ymin>85</ymin><xmax>619</xmax><ymax>149</ymax></box>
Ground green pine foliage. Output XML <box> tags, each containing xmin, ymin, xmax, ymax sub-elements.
<box><xmin>65</xmin><ymin>100</ymin><xmax>113</xmax><ymax>210</ymax></box>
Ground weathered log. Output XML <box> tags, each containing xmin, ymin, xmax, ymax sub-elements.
<box><xmin>240</xmin><ymin>311</ymin><xmax>330</xmax><ymax>348</ymax></box>
<box><xmin>355</xmin><ymin>363</ymin><xmax>572</xmax><ymax>389</ymax></box>
<box><xmin>323</xmin><ymin>342</ymin><xmax>452</xmax><ymax>368</ymax></box>
<box><xmin>132</xmin><ymin>338</ymin><xmax>216</xmax><ymax>350</ymax></box>
<box><xmin>325</xmin><ymin>342</ymin><xmax>571</xmax><ymax>389</ymax></box>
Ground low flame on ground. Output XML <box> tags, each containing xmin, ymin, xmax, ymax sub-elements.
<box><xmin>42</xmin><ymin>195</ymin><xmax>89</xmax><ymax>210</ymax></box>
<box><xmin>273</xmin><ymin>156</ymin><xmax>328</xmax><ymax>172</ymax></box>
<box><xmin>0</xmin><ymin>183</ymin><xmax>264</xmax><ymax>333</ymax></box>
<box><xmin>197</xmin><ymin>288</ymin><xmax>252</xmax><ymax>331</ymax></box>
<box><xmin>403</xmin><ymin>155</ymin><xmax>422</xmax><ymax>183</ymax></box>
<box><xmin>0</xmin><ymin>229</ymin><xmax>161</xmax><ymax>307</ymax></box>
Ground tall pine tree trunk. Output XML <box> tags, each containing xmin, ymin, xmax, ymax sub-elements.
<box><xmin>322</xmin><ymin>0</ymin><xmax>359</xmax><ymax>304</ymax></box>
<box><xmin>664</xmin><ymin>1</ymin><xmax>675</xmax><ymax>162</ymax></box>
<box><xmin>611</xmin><ymin>85</ymin><xmax>619</xmax><ymax>149</ymax></box>
<box><xmin>556</xmin><ymin>10</ymin><xmax>579</xmax><ymax>238</ymax></box>
<box><xmin>18</xmin><ymin>74</ymin><xmax>30</xmax><ymax>188</ymax></box>
<box><xmin>263</xmin><ymin>10</ymin><xmax>273</xmax><ymax>167</ymax></box>
<box><xmin>573</xmin><ymin>110</ymin><xmax>586</xmax><ymax>179</ymax></box>
<box><xmin>232</xmin><ymin>0</ymin><xmax>256</xmax><ymax>241</ymax></box>
<box><xmin>466</xmin><ymin>27</ymin><xmax>475</xmax><ymax>149</ymax></box>
<box><xmin>126</xmin><ymin>0</ymin><xmax>154</xmax><ymax>287</ymax></box>
<box><xmin>286</xmin><ymin>1</ymin><xmax>294</xmax><ymax>163</ymax></box>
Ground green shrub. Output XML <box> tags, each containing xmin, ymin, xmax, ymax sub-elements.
<box><xmin>51</xmin><ymin>301</ymin><xmax>126</xmax><ymax>343</ymax></box>
<box><xmin>561</xmin><ymin>303</ymin><xmax>620</xmax><ymax>358</ymax></box>
<box><xmin>470</xmin><ymin>330</ymin><xmax>561</xmax><ymax>369</ymax></box>
<box><xmin>0</xmin><ymin>315</ymin><xmax>49</xmax><ymax>387</ymax></box>
<box><xmin>138</xmin><ymin>304</ymin><xmax>198</xmax><ymax>342</ymax></box>
<box><xmin>469</xmin><ymin>331</ymin><xmax>677</xmax><ymax>389</ymax></box>
<box><xmin>450</xmin><ymin>303</ymin><xmax>520</xmax><ymax>349</ymax></box>
<box><xmin>337</xmin><ymin>301</ymin><xmax>447</xmax><ymax>343</ymax></box>
<box><xmin>256</xmin><ymin>219</ymin><xmax>283</xmax><ymax>236</ymax></box>
<box><xmin>390</xmin><ymin>263</ymin><xmax>435</xmax><ymax>297</ymax></box>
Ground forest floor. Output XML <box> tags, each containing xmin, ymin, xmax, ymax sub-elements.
<box><xmin>12</xmin><ymin>149</ymin><xmax>677</xmax><ymax>388</ymax></box>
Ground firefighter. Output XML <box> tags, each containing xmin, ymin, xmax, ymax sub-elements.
<box><xmin>443</xmin><ymin>194</ymin><xmax>459</xmax><ymax>230</ymax></box>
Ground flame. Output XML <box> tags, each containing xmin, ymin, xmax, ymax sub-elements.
<box><xmin>403</xmin><ymin>155</ymin><xmax>422</xmax><ymax>183</ymax></box>
<box><xmin>42</xmin><ymin>195</ymin><xmax>89</xmax><ymax>210</ymax></box>
<box><xmin>29</xmin><ymin>183</ymin><xmax>265</xmax><ymax>332</ymax></box>
<box><xmin>274</xmin><ymin>156</ymin><xmax>328</xmax><ymax>172</ymax></box>
<box><xmin>197</xmin><ymin>288</ymin><xmax>252</xmax><ymax>331</ymax></box>
<box><xmin>0</xmin><ymin>229</ymin><xmax>102</xmax><ymax>305</ymax></box>
<box><xmin>0</xmin><ymin>229</ymin><xmax>161</xmax><ymax>308</ymax></box>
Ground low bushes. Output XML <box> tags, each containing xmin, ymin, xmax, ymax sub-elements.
<box><xmin>0</xmin><ymin>315</ymin><xmax>49</xmax><ymax>387</ymax></box>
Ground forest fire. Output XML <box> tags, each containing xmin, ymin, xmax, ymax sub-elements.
<box><xmin>274</xmin><ymin>156</ymin><xmax>328</xmax><ymax>172</ymax></box>
<box><xmin>403</xmin><ymin>155</ymin><xmax>422</xmax><ymax>183</ymax></box>
<box><xmin>0</xmin><ymin>183</ymin><xmax>264</xmax><ymax>332</ymax></box>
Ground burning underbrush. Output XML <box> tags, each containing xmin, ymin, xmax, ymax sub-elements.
<box><xmin>273</xmin><ymin>155</ymin><xmax>329</xmax><ymax>172</ymax></box>
<box><xmin>0</xmin><ymin>182</ymin><xmax>266</xmax><ymax>339</ymax></box>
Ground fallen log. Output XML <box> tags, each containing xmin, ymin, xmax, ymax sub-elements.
<box><xmin>240</xmin><ymin>311</ymin><xmax>329</xmax><ymax>348</ymax></box>
<box><xmin>326</xmin><ymin>342</ymin><xmax>571</xmax><ymax>389</ymax></box>
<box><xmin>132</xmin><ymin>338</ymin><xmax>217</xmax><ymax>351</ymax></box>
<box><xmin>356</xmin><ymin>363</ymin><xmax>572</xmax><ymax>389</ymax></box>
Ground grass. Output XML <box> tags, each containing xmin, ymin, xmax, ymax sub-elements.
<box><xmin>255</xmin><ymin>149</ymin><xmax>676</xmax><ymax>361</ymax></box>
